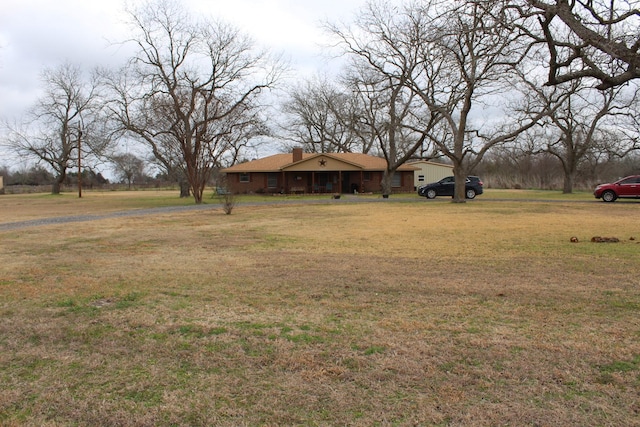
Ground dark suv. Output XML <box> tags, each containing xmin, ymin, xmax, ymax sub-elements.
<box><xmin>418</xmin><ymin>176</ymin><xmax>483</xmax><ymax>199</ymax></box>
<box><xmin>594</xmin><ymin>175</ymin><xmax>640</xmax><ymax>202</ymax></box>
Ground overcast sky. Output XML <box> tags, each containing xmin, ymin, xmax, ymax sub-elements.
<box><xmin>0</xmin><ymin>0</ymin><xmax>369</xmax><ymax>121</ymax></box>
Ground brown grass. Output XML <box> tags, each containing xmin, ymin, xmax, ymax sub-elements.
<box><xmin>1</xmin><ymin>193</ymin><xmax>639</xmax><ymax>426</ymax></box>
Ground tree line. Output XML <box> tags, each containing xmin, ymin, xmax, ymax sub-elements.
<box><xmin>0</xmin><ymin>163</ymin><xmax>175</xmax><ymax>191</ymax></box>
<box><xmin>1</xmin><ymin>0</ymin><xmax>639</xmax><ymax>202</ymax></box>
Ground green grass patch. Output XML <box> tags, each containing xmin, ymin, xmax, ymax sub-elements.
<box><xmin>363</xmin><ymin>345</ymin><xmax>386</xmax><ymax>355</ymax></box>
<box><xmin>599</xmin><ymin>356</ymin><xmax>640</xmax><ymax>373</ymax></box>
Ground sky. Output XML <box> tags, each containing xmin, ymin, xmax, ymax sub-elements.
<box><xmin>0</xmin><ymin>0</ymin><xmax>368</xmax><ymax>121</ymax></box>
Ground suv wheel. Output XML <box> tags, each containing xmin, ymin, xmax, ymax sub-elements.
<box><xmin>426</xmin><ymin>189</ymin><xmax>437</xmax><ymax>199</ymax></box>
<box><xmin>465</xmin><ymin>189</ymin><xmax>476</xmax><ymax>199</ymax></box>
<box><xmin>602</xmin><ymin>190</ymin><xmax>617</xmax><ymax>202</ymax></box>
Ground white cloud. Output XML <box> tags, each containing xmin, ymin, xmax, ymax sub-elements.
<box><xmin>0</xmin><ymin>0</ymin><xmax>131</xmax><ymax>119</ymax></box>
<box><xmin>0</xmin><ymin>0</ymin><xmax>368</xmax><ymax>120</ymax></box>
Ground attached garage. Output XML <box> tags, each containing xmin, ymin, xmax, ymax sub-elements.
<box><xmin>409</xmin><ymin>160</ymin><xmax>454</xmax><ymax>189</ymax></box>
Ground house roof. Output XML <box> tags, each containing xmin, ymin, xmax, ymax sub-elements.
<box><xmin>407</xmin><ymin>160</ymin><xmax>454</xmax><ymax>169</ymax></box>
<box><xmin>223</xmin><ymin>152</ymin><xmax>418</xmax><ymax>173</ymax></box>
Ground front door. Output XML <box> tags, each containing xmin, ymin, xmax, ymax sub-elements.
<box><xmin>315</xmin><ymin>172</ymin><xmax>333</xmax><ymax>193</ymax></box>
<box><xmin>342</xmin><ymin>172</ymin><xmax>351</xmax><ymax>193</ymax></box>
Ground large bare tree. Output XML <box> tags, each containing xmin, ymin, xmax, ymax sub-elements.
<box><xmin>103</xmin><ymin>0</ymin><xmax>283</xmax><ymax>203</ymax></box>
<box><xmin>519</xmin><ymin>0</ymin><xmax>640</xmax><ymax>89</ymax></box>
<box><xmin>3</xmin><ymin>62</ymin><xmax>105</xmax><ymax>194</ymax></box>
<box><xmin>519</xmin><ymin>75</ymin><xmax>638</xmax><ymax>193</ymax></box>
<box><xmin>328</xmin><ymin>1</ymin><xmax>440</xmax><ymax>196</ymax></box>
<box><xmin>329</xmin><ymin>0</ymin><xmax>556</xmax><ymax>201</ymax></box>
<box><xmin>529</xmin><ymin>79</ymin><xmax>633</xmax><ymax>194</ymax></box>
<box><xmin>405</xmin><ymin>0</ymin><xmax>549</xmax><ymax>202</ymax></box>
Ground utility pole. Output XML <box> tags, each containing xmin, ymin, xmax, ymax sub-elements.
<box><xmin>77</xmin><ymin>124</ymin><xmax>82</xmax><ymax>198</ymax></box>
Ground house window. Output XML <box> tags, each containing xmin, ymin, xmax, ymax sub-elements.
<box><xmin>392</xmin><ymin>173</ymin><xmax>402</xmax><ymax>187</ymax></box>
<box><xmin>267</xmin><ymin>173</ymin><xmax>278</xmax><ymax>188</ymax></box>
<box><xmin>363</xmin><ymin>172</ymin><xmax>371</xmax><ymax>181</ymax></box>
<box><xmin>239</xmin><ymin>173</ymin><xmax>250</xmax><ymax>183</ymax></box>
<box><xmin>418</xmin><ymin>175</ymin><xmax>425</xmax><ymax>182</ymax></box>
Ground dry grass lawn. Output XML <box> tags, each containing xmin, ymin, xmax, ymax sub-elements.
<box><xmin>1</xmin><ymin>193</ymin><xmax>639</xmax><ymax>426</ymax></box>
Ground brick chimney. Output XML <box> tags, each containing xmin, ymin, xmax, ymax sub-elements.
<box><xmin>292</xmin><ymin>147</ymin><xmax>303</xmax><ymax>162</ymax></box>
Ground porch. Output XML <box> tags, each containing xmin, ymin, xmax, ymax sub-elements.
<box><xmin>283</xmin><ymin>171</ymin><xmax>364</xmax><ymax>194</ymax></box>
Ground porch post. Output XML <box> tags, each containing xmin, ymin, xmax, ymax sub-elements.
<box><xmin>281</xmin><ymin>171</ymin><xmax>286</xmax><ymax>193</ymax></box>
<box><xmin>338</xmin><ymin>171</ymin><xmax>342</xmax><ymax>194</ymax></box>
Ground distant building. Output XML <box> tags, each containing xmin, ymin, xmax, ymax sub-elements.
<box><xmin>222</xmin><ymin>148</ymin><xmax>418</xmax><ymax>194</ymax></box>
<box><xmin>0</xmin><ymin>176</ymin><xmax>4</xmax><ymax>194</ymax></box>
<box><xmin>408</xmin><ymin>160</ymin><xmax>454</xmax><ymax>189</ymax></box>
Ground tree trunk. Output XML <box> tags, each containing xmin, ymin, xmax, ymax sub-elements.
<box><xmin>381</xmin><ymin>169</ymin><xmax>394</xmax><ymax>197</ymax></box>
<box><xmin>52</xmin><ymin>181</ymin><xmax>62</xmax><ymax>195</ymax></box>
<box><xmin>562</xmin><ymin>172</ymin><xmax>575</xmax><ymax>194</ymax></box>
<box><xmin>52</xmin><ymin>174</ymin><xmax>65</xmax><ymax>195</ymax></box>
<box><xmin>193</xmin><ymin>185</ymin><xmax>204</xmax><ymax>204</ymax></box>
<box><xmin>179</xmin><ymin>180</ymin><xmax>190</xmax><ymax>198</ymax></box>
<box><xmin>452</xmin><ymin>167</ymin><xmax>467</xmax><ymax>203</ymax></box>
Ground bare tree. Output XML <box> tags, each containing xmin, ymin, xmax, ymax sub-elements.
<box><xmin>328</xmin><ymin>1</ymin><xmax>440</xmax><ymax>196</ymax></box>
<box><xmin>479</xmin><ymin>145</ymin><xmax>565</xmax><ymax>189</ymax></box>
<box><xmin>350</xmin><ymin>67</ymin><xmax>437</xmax><ymax>196</ymax></box>
<box><xmin>517</xmin><ymin>0</ymin><xmax>640</xmax><ymax>89</ymax></box>
<box><xmin>405</xmin><ymin>0</ymin><xmax>548</xmax><ymax>202</ymax></box>
<box><xmin>110</xmin><ymin>152</ymin><xmax>146</xmax><ymax>189</ymax></box>
<box><xmin>3</xmin><ymin>62</ymin><xmax>105</xmax><ymax>194</ymax></box>
<box><xmin>102</xmin><ymin>0</ymin><xmax>284</xmax><ymax>203</ymax></box>
<box><xmin>519</xmin><ymin>75</ymin><xmax>638</xmax><ymax>193</ymax></box>
<box><xmin>281</xmin><ymin>76</ymin><xmax>375</xmax><ymax>154</ymax></box>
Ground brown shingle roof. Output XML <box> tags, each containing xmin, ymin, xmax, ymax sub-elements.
<box><xmin>223</xmin><ymin>152</ymin><xmax>417</xmax><ymax>172</ymax></box>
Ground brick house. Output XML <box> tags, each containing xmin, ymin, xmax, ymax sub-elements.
<box><xmin>222</xmin><ymin>148</ymin><xmax>418</xmax><ymax>194</ymax></box>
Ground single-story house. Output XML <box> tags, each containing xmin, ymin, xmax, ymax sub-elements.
<box><xmin>408</xmin><ymin>160</ymin><xmax>454</xmax><ymax>189</ymax></box>
<box><xmin>222</xmin><ymin>148</ymin><xmax>418</xmax><ymax>194</ymax></box>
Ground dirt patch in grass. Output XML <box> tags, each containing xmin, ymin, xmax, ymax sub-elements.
<box><xmin>1</xmin><ymin>200</ymin><xmax>639</xmax><ymax>425</ymax></box>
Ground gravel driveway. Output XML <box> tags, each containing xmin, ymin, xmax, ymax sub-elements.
<box><xmin>0</xmin><ymin>196</ymin><xmax>399</xmax><ymax>231</ymax></box>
